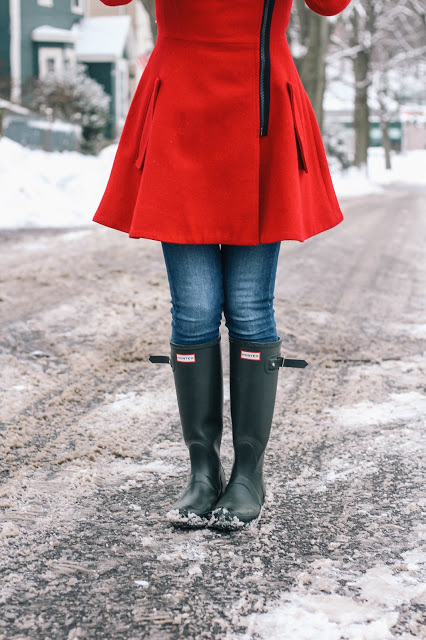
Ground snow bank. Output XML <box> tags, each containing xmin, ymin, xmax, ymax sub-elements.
<box><xmin>0</xmin><ymin>137</ymin><xmax>117</xmax><ymax>230</ymax></box>
<box><xmin>0</xmin><ymin>137</ymin><xmax>425</xmax><ymax>230</ymax></box>
<box><xmin>332</xmin><ymin>147</ymin><xmax>426</xmax><ymax>197</ymax></box>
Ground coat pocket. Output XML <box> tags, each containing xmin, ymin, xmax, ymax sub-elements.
<box><xmin>286</xmin><ymin>81</ymin><xmax>309</xmax><ymax>173</ymax></box>
<box><xmin>134</xmin><ymin>76</ymin><xmax>161</xmax><ymax>171</ymax></box>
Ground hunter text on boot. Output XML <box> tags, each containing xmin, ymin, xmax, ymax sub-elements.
<box><xmin>241</xmin><ymin>350</ymin><xmax>261</xmax><ymax>361</ymax></box>
<box><xmin>176</xmin><ymin>354</ymin><xmax>196</xmax><ymax>363</ymax></box>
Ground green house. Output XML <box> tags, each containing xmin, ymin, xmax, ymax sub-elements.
<box><xmin>0</xmin><ymin>0</ymin><xmax>134</xmax><ymax>139</ymax></box>
<box><xmin>75</xmin><ymin>15</ymin><xmax>135</xmax><ymax>138</ymax></box>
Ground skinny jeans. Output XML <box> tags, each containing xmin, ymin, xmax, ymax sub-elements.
<box><xmin>161</xmin><ymin>242</ymin><xmax>281</xmax><ymax>345</ymax></box>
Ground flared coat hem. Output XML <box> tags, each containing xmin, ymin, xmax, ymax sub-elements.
<box><xmin>93</xmin><ymin>208</ymin><xmax>343</xmax><ymax>245</ymax></box>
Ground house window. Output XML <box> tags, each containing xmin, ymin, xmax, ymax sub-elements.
<box><xmin>71</xmin><ymin>0</ymin><xmax>84</xmax><ymax>14</ymax></box>
<box><xmin>63</xmin><ymin>49</ymin><xmax>77</xmax><ymax>74</ymax></box>
<box><xmin>46</xmin><ymin>58</ymin><xmax>56</xmax><ymax>74</ymax></box>
<box><xmin>37</xmin><ymin>0</ymin><xmax>54</xmax><ymax>7</ymax></box>
<box><xmin>38</xmin><ymin>47</ymin><xmax>64</xmax><ymax>80</ymax></box>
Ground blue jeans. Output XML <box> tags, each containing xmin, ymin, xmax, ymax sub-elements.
<box><xmin>161</xmin><ymin>242</ymin><xmax>281</xmax><ymax>345</ymax></box>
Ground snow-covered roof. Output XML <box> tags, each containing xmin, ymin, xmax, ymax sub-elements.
<box><xmin>75</xmin><ymin>16</ymin><xmax>132</xmax><ymax>61</ymax></box>
<box><xmin>32</xmin><ymin>24</ymin><xmax>79</xmax><ymax>44</ymax></box>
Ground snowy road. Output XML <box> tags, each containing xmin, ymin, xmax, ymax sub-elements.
<box><xmin>0</xmin><ymin>183</ymin><xmax>425</xmax><ymax>639</ymax></box>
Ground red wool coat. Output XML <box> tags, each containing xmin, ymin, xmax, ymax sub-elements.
<box><xmin>93</xmin><ymin>0</ymin><xmax>352</xmax><ymax>245</ymax></box>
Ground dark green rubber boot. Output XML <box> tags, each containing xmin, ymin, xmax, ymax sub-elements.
<box><xmin>162</xmin><ymin>336</ymin><xmax>225</xmax><ymax>528</ymax></box>
<box><xmin>209</xmin><ymin>336</ymin><xmax>308</xmax><ymax>531</ymax></box>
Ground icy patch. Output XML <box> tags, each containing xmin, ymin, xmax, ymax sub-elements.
<box><xmin>356</xmin><ymin>565</ymin><xmax>425</xmax><ymax>608</ymax></box>
<box><xmin>140</xmin><ymin>536</ymin><xmax>154</xmax><ymax>547</ymax></box>
<box><xmin>58</xmin><ymin>229</ymin><xmax>93</xmax><ymax>242</ymax></box>
<box><xmin>134</xmin><ymin>579</ymin><xmax>149</xmax><ymax>588</ymax></box>
<box><xmin>387</xmin><ymin>322</ymin><xmax>426</xmax><ymax>340</ymax></box>
<box><xmin>0</xmin><ymin>522</ymin><xmax>21</xmax><ymax>538</ymax></box>
<box><xmin>104</xmin><ymin>458</ymin><xmax>179</xmax><ymax>480</ymax></box>
<box><xmin>317</xmin><ymin>459</ymin><xmax>377</xmax><ymax>492</ymax></box>
<box><xmin>152</xmin><ymin>440</ymin><xmax>186</xmax><ymax>461</ymax></box>
<box><xmin>401</xmin><ymin>548</ymin><xmax>426</xmax><ymax>566</ymax></box>
<box><xmin>16</xmin><ymin>237</ymin><xmax>52</xmax><ymax>252</ymax></box>
<box><xmin>188</xmin><ymin>564</ymin><xmax>202</xmax><ymax>576</ymax></box>
<box><xmin>285</xmin><ymin>455</ymin><xmax>378</xmax><ymax>495</ymax></box>
<box><xmin>103</xmin><ymin>390</ymin><xmax>176</xmax><ymax>418</ymax></box>
<box><xmin>19</xmin><ymin>230</ymin><xmax>93</xmax><ymax>253</ymax></box>
<box><xmin>241</xmin><ymin>557</ymin><xmax>426</xmax><ymax>640</ymax></box>
<box><xmin>134</xmin><ymin>460</ymin><xmax>178</xmax><ymax>476</ymax></box>
<box><xmin>118</xmin><ymin>478</ymin><xmax>140</xmax><ymax>491</ymax></box>
<box><xmin>305</xmin><ymin>310</ymin><xmax>335</xmax><ymax>326</ymax></box>
<box><xmin>324</xmin><ymin>391</ymin><xmax>426</xmax><ymax>429</ymax></box>
<box><xmin>244</xmin><ymin>595</ymin><xmax>398</xmax><ymax>640</ymax></box>
<box><xmin>157</xmin><ymin>531</ymin><xmax>208</xmax><ymax>566</ymax></box>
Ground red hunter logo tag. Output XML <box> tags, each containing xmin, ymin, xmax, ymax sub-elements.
<box><xmin>241</xmin><ymin>350</ymin><xmax>261</xmax><ymax>361</ymax></box>
<box><xmin>176</xmin><ymin>353</ymin><xmax>196</xmax><ymax>363</ymax></box>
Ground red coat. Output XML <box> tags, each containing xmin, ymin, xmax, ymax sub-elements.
<box><xmin>93</xmin><ymin>0</ymin><xmax>352</xmax><ymax>245</ymax></box>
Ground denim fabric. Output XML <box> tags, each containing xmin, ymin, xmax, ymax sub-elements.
<box><xmin>161</xmin><ymin>242</ymin><xmax>281</xmax><ymax>345</ymax></box>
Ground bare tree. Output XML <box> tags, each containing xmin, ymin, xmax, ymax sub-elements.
<box><xmin>331</xmin><ymin>0</ymin><xmax>426</xmax><ymax>169</ymax></box>
<box><xmin>289</xmin><ymin>0</ymin><xmax>425</xmax><ymax>170</ymax></box>
<box><xmin>290</xmin><ymin>1</ymin><xmax>334</xmax><ymax>133</ymax></box>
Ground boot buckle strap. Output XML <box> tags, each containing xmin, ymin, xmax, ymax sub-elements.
<box><xmin>267</xmin><ymin>356</ymin><xmax>309</xmax><ymax>372</ymax></box>
<box><xmin>149</xmin><ymin>354</ymin><xmax>309</xmax><ymax>371</ymax></box>
<box><xmin>149</xmin><ymin>355</ymin><xmax>171</xmax><ymax>365</ymax></box>
<box><xmin>149</xmin><ymin>354</ymin><xmax>175</xmax><ymax>370</ymax></box>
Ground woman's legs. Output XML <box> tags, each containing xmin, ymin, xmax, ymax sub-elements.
<box><xmin>159</xmin><ymin>241</ymin><xmax>283</xmax><ymax>529</ymax></box>
<box><xmin>161</xmin><ymin>241</ymin><xmax>281</xmax><ymax>344</ymax></box>
<box><xmin>221</xmin><ymin>242</ymin><xmax>281</xmax><ymax>342</ymax></box>
<box><xmin>210</xmin><ymin>242</ymin><xmax>283</xmax><ymax>529</ymax></box>
<box><xmin>160</xmin><ymin>243</ymin><xmax>225</xmax><ymax>527</ymax></box>
<box><xmin>161</xmin><ymin>242</ymin><xmax>224</xmax><ymax>344</ymax></box>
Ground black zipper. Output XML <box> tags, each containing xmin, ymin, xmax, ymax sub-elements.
<box><xmin>259</xmin><ymin>0</ymin><xmax>276</xmax><ymax>137</ymax></box>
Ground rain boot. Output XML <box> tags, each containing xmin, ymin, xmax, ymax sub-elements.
<box><xmin>209</xmin><ymin>336</ymin><xmax>308</xmax><ymax>530</ymax></box>
<box><xmin>149</xmin><ymin>336</ymin><xmax>226</xmax><ymax>528</ymax></box>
